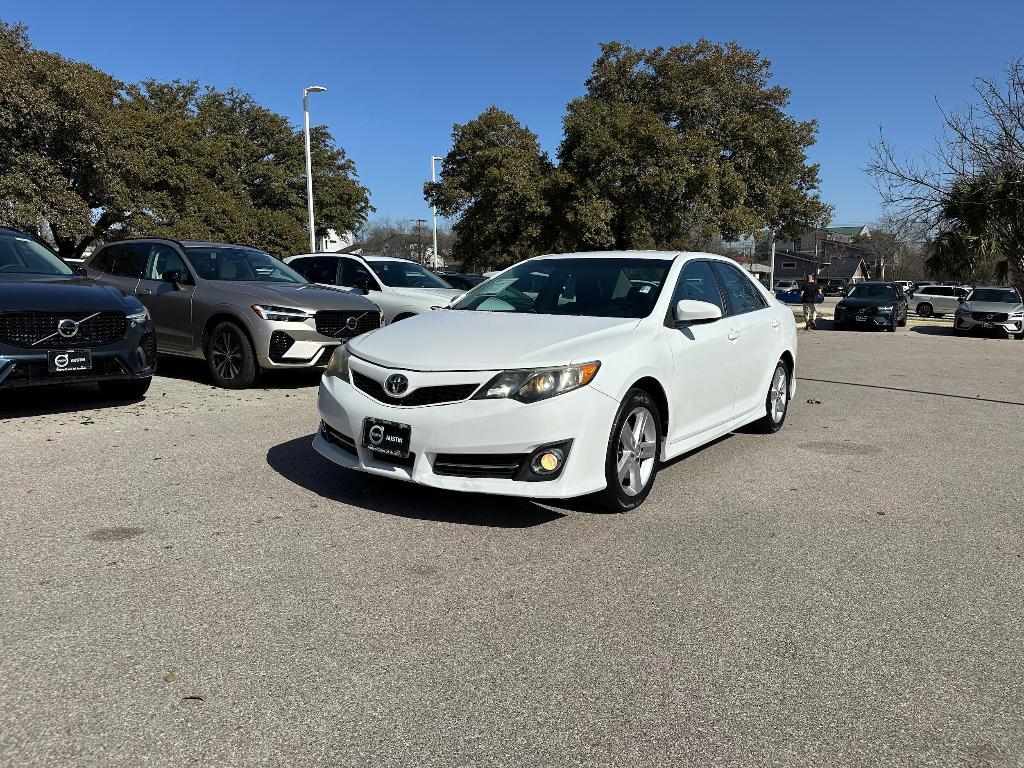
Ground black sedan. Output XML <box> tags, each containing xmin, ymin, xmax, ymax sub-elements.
<box><xmin>437</xmin><ymin>271</ymin><xmax>486</xmax><ymax>291</ymax></box>
<box><xmin>833</xmin><ymin>282</ymin><xmax>908</xmax><ymax>332</ymax></box>
<box><xmin>0</xmin><ymin>226</ymin><xmax>156</xmax><ymax>398</ymax></box>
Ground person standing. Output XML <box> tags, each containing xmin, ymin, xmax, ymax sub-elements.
<box><xmin>800</xmin><ymin>275</ymin><xmax>819</xmax><ymax>330</ymax></box>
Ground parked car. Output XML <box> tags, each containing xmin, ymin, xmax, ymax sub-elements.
<box><xmin>774</xmin><ymin>279</ymin><xmax>800</xmax><ymax>293</ymax></box>
<box><xmin>953</xmin><ymin>286</ymin><xmax>1024</xmax><ymax>339</ymax></box>
<box><xmin>314</xmin><ymin>251</ymin><xmax>798</xmax><ymax>513</ymax></box>
<box><xmin>84</xmin><ymin>239</ymin><xmax>381</xmax><ymax>389</ymax></box>
<box><xmin>284</xmin><ymin>253</ymin><xmax>463</xmax><ymax>324</ymax></box>
<box><xmin>0</xmin><ymin>226</ymin><xmax>155</xmax><ymax>398</ymax></box>
<box><xmin>833</xmin><ymin>281</ymin><xmax>908</xmax><ymax>331</ymax></box>
<box><xmin>908</xmin><ymin>284</ymin><xmax>969</xmax><ymax>317</ymax></box>
<box><xmin>775</xmin><ymin>286</ymin><xmax>823</xmax><ymax>304</ymax></box>
<box><xmin>822</xmin><ymin>278</ymin><xmax>847</xmax><ymax>296</ymax></box>
<box><xmin>436</xmin><ymin>271</ymin><xmax>486</xmax><ymax>291</ymax></box>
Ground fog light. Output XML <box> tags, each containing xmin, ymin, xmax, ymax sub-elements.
<box><xmin>532</xmin><ymin>449</ymin><xmax>563</xmax><ymax>475</ymax></box>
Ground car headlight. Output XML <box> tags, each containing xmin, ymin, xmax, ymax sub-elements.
<box><xmin>126</xmin><ymin>306</ymin><xmax>150</xmax><ymax>327</ymax></box>
<box><xmin>473</xmin><ymin>362</ymin><xmax>600</xmax><ymax>404</ymax></box>
<box><xmin>324</xmin><ymin>345</ymin><xmax>351</xmax><ymax>379</ymax></box>
<box><xmin>251</xmin><ymin>304</ymin><xmax>313</xmax><ymax>322</ymax></box>
<box><xmin>876</xmin><ymin>305</ymin><xmax>894</xmax><ymax>313</ymax></box>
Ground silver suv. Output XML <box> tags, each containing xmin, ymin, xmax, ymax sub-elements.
<box><xmin>85</xmin><ymin>239</ymin><xmax>382</xmax><ymax>388</ymax></box>
<box><xmin>954</xmin><ymin>286</ymin><xmax>1024</xmax><ymax>339</ymax></box>
<box><xmin>908</xmin><ymin>284</ymin><xmax>969</xmax><ymax>317</ymax></box>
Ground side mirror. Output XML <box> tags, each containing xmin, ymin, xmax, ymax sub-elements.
<box><xmin>675</xmin><ymin>299</ymin><xmax>722</xmax><ymax>324</ymax></box>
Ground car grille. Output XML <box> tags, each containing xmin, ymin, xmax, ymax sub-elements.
<box><xmin>972</xmin><ymin>312</ymin><xmax>1009</xmax><ymax>322</ymax></box>
<box><xmin>0</xmin><ymin>310</ymin><xmax>128</xmax><ymax>349</ymax></box>
<box><xmin>269</xmin><ymin>331</ymin><xmax>295</xmax><ymax>362</ymax></box>
<box><xmin>315</xmin><ymin>311</ymin><xmax>381</xmax><ymax>339</ymax></box>
<box><xmin>320</xmin><ymin>420</ymin><xmax>357</xmax><ymax>456</ymax></box>
<box><xmin>141</xmin><ymin>333</ymin><xmax>157</xmax><ymax>369</ymax></box>
<box><xmin>351</xmin><ymin>370</ymin><xmax>479</xmax><ymax>407</ymax></box>
<box><xmin>855</xmin><ymin>307</ymin><xmax>877</xmax><ymax>316</ymax></box>
<box><xmin>433</xmin><ymin>453</ymin><xmax>527</xmax><ymax>479</ymax></box>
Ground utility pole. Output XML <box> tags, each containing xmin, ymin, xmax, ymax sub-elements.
<box><xmin>412</xmin><ymin>219</ymin><xmax>427</xmax><ymax>264</ymax></box>
<box><xmin>302</xmin><ymin>85</ymin><xmax>327</xmax><ymax>253</ymax></box>
<box><xmin>431</xmin><ymin>155</ymin><xmax>443</xmax><ymax>268</ymax></box>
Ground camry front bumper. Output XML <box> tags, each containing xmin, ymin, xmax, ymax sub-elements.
<box><xmin>313</xmin><ymin>365</ymin><xmax>620</xmax><ymax>499</ymax></box>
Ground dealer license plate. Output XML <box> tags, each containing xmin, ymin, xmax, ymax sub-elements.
<box><xmin>47</xmin><ymin>349</ymin><xmax>91</xmax><ymax>373</ymax></box>
<box><xmin>361</xmin><ymin>418</ymin><xmax>412</xmax><ymax>458</ymax></box>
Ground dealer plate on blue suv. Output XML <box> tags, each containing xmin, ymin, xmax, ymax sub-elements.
<box><xmin>361</xmin><ymin>418</ymin><xmax>412</xmax><ymax>458</ymax></box>
<box><xmin>48</xmin><ymin>349</ymin><xmax>91</xmax><ymax>373</ymax></box>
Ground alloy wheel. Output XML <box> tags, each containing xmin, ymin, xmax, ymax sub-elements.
<box><xmin>615</xmin><ymin>406</ymin><xmax>658</xmax><ymax>497</ymax></box>
<box><xmin>770</xmin><ymin>366</ymin><xmax>788</xmax><ymax>424</ymax></box>
<box><xmin>211</xmin><ymin>328</ymin><xmax>243</xmax><ymax>381</ymax></box>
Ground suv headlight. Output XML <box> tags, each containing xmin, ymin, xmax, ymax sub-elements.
<box><xmin>251</xmin><ymin>304</ymin><xmax>313</xmax><ymax>322</ymax></box>
<box><xmin>324</xmin><ymin>345</ymin><xmax>351</xmax><ymax>379</ymax></box>
<box><xmin>473</xmin><ymin>362</ymin><xmax>600</xmax><ymax>404</ymax></box>
<box><xmin>876</xmin><ymin>305</ymin><xmax>894</xmax><ymax>313</ymax></box>
<box><xmin>126</xmin><ymin>306</ymin><xmax>150</xmax><ymax>327</ymax></box>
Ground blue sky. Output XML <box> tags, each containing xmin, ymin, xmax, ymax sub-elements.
<box><xmin>5</xmin><ymin>0</ymin><xmax>1023</xmax><ymax>229</ymax></box>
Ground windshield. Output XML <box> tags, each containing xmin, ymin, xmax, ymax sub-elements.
<box><xmin>847</xmin><ymin>284</ymin><xmax>897</xmax><ymax>299</ymax></box>
<box><xmin>968</xmin><ymin>288</ymin><xmax>1021</xmax><ymax>303</ymax></box>
<box><xmin>184</xmin><ymin>246</ymin><xmax>306</xmax><ymax>283</ymax></box>
<box><xmin>452</xmin><ymin>258</ymin><xmax>672</xmax><ymax>318</ymax></box>
<box><xmin>0</xmin><ymin>232</ymin><xmax>74</xmax><ymax>276</ymax></box>
<box><xmin>367</xmin><ymin>260</ymin><xmax>452</xmax><ymax>289</ymax></box>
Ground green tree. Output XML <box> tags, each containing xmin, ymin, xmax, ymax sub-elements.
<box><xmin>424</xmin><ymin>106</ymin><xmax>554</xmax><ymax>269</ymax></box>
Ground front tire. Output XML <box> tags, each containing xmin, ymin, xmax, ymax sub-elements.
<box><xmin>750</xmin><ymin>361</ymin><xmax>790</xmax><ymax>434</ymax></box>
<box><xmin>917</xmin><ymin>303</ymin><xmax>933</xmax><ymax>317</ymax></box>
<box><xmin>598</xmin><ymin>388</ymin><xmax>662</xmax><ymax>513</ymax></box>
<box><xmin>897</xmin><ymin>309</ymin><xmax>907</xmax><ymax>327</ymax></box>
<box><xmin>98</xmin><ymin>377</ymin><xmax>152</xmax><ymax>401</ymax></box>
<box><xmin>207</xmin><ymin>321</ymin><xmax>260</xmax><ymax>389</ymax></box>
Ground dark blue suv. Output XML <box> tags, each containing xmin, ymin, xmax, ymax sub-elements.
<box><xmin>0</xmin><ymin>227</ymin><xmax>156</xmax><ymax>399</ymax></box>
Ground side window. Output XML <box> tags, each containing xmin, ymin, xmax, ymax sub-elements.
<box><xmin>341</xmin><ymin>259</ymin><xmax>380</xmax><ymax>291</ymax></box>
<box><xmin>672</xmin><ymin>261</ymin><xmax>725</xmax><ymax>313</ymax></box>
<box><xmin>89</xmin><ymin>245</ymin><xmax>117</xmax><ymax>273</ymax></box>
<box><xmin>146</xmin><ymin>244</ymin><xmax>191</xmax><ymax>282</ymax></box>
<box><xmin>109</xmin><ymin>243</ymin><xmax>148</xmax><ymax>278</ymax></box>
<box><xmin>300</xmin><ymin>257</ymin><xmax>340</xmax><ymax>284</ymax></box>
<box><xmin>712</xmin><ymin>262</ymin><xmax>768</xmax><ymax>315</ymax></box>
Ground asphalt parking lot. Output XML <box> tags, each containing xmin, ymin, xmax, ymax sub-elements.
<box><xmin>2</xmin><ymin>326</ymin><xmax>1023</xmax><ymax>767</ymax></box>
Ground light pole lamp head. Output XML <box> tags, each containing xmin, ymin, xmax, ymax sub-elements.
<box><xmin>304</xmin><ymin>85</ymin><xmax>328</xmax><ymax>96</ymax></box>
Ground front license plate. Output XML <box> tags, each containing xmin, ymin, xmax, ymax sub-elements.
<box><xmin>47</xmin><ymin>349</ymin><xmax>91</xmax><ymax>373</ymax></box>
<box><xmin>855</xmin><ymin>316</ymin><xmax>867</xmax><ymax>322</ymax></box>
<box><xmin>361</xmin><ymin>418</ymin><xmax>412</xmax><ymax>458</ymax></box>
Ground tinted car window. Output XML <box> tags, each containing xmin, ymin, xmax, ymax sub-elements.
<box><xmin>108</xmin><ymin>243</ymin><xmax>148</xmax><ymax>278</ymax></box>
<box><xmin>711</xmin><ymin>262</ymin><xmax>768</xmax><ymax>315</ymax></box>
<box><xmin>341</xmin><ymin>259</ymin><xmax>381</xmax><ymax>291</ymax></box>
<box><xmin>672</xmin><ymin>260</ymin><xmax>725</xmax><ymax>313</ymax></box>
<box><xmin>298</xmin><ymin>257</ymin><xmax>340</xmax><ymax>284</ymax></box>
<box><xmin>89</xmin><ymin>245</ymin><xmax>118</xmax><ymax>273</ymax></box>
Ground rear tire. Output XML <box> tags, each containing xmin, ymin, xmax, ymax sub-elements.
<box><xmin>598</xmin><ymin>388</ymin><xmax>662</xmax><ymax>513</ymax></box>
<box><xmin>206</xmin><ymin>321</ymin><xmax>260</xmax><ymax>389</ymax></box>
<box><xmin>98</xmin><ymin>377</ymin><xmax>152</xmax><ymax>401</ymax></box>
<box><xmin>750</xmin><ymin>361</ymin><xmax>790</xmax><ymax>434</ymax></box>
<box><xmin>917</xmin><ymin>303</ymin><xmax>933</xmax><ymax>317</ymax></box>
<box><xmin>1014</xmin><ymin>332</ymin><xmax>1024</xmax><ymax>340</ymax></box>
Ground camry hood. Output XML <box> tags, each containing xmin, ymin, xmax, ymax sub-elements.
<box><xmin>0</xmin><ymin>275</ymin><xmax>136</xmax><ymax>311</ymax></box>
<box><xmin>207</xmin><ymin>281</ymin><xmax>378</xmax><ymax>312</ymax></box>
<box><xmin>959</xmin><ymin>300</ymin><xmax>1024</xmax><ymax>314</ymax></box>
<box><xmin>386</xmin><ymin>286</ymin><xmax>464</xmax><ymax>304</ymax></box>
<box><xmin>349</xmin><ymin>310</ymin><xmax>639</xmax><ymax>371</ymax></box>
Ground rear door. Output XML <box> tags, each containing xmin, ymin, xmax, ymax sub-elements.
<box><xmin>294</xmin><ymin>256</ymin><xmax>341</xmax><ymax>286</ymax></box>
<box><xmin>711</xmin><ymin>261</ymin><xmax>779</xmax><ymax>417</ymax></box>
<box><xmin>137</xmin><ymin>243</ymin><xmax>195</xmax><ymax>351</ymax></box>
<box><xmin>664</xmin><ymin>259</ymin><xmax>740</xmax><ymax>441</ymax></box>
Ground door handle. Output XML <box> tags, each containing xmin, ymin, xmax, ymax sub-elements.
<box><xmin>727</xmin><ymin>329</ymin><xmax>740</xmax><ymax>342</ymax></box>
<box><xmin>136</xmin><ymin>289</ymin><xmax>152</xmax><ymax>296</ymax></box>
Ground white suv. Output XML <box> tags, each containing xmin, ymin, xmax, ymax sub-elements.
<box><xmin>908</xmin><ymin>285</ymin><xmax>969</xmax><ymax>317</ymax></box>
<box><xmin>285</xmin><ymin>253</ymin><xmax>462</xmax><ymax>324</ymax></box>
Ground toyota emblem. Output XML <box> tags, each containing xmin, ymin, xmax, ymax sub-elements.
<box><xmin>57</xmin><ymin>318</ymin><xmax>79</xmax><ymax>338</ymax></box>
<box><xmin>384</xmin><ymin>374</ymin><xmax>409</xmax><ymax>396</ymax></box>
<box><xmin>368</xmin><ymin>425</ymin><xmax>385</xmax><ymax>446</ymax></box>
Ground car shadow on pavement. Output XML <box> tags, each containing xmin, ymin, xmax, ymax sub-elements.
<box><xmin>0</xmin><ymin>384</ymin><xmax>143</xmax><ymax>419</ymax></box>
<box><xmin>910</xmin><ymin>325</ymin><xmax>955</xmax><ymax>336</ymax></box>
<box><xmin>266</xmin><ymin>435</ymin><xmax>567</xmax><ymax>528</ymax></box>
<box><xmin>156</xmin><ymin>355</ymin><xmax>324</xmax><ymax>389</ymax></box>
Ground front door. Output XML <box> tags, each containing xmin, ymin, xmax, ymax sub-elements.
<box><xmin>137</xmin><ymin>243</ymin><xmax>195</xmax><ymax>351</ymax></box>
<box><xmin>664</xmin><ymin>259</ymin><xmax>741</xmax><ymax>443</ymax></box>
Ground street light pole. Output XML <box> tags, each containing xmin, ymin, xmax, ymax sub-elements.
<box><xmin>431</xmin><ymin>155</ymin><xmax>443</xmax><ymax>269</ymax></box>
<box><xmin>303</xmin><ymin>85</ymin><xmax>327</xmax><ymax>253</ymax></box>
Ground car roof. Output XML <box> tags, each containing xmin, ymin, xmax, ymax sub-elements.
<box><xmin>529</xmin><ymin>250</ymin><xmax>699</xmax><ymax>261</ymax></box>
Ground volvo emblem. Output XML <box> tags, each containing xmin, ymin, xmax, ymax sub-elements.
<box><xmin>985</xmin><ymin>314</ymin><xmax>994</xmax><ymax>320</ymax></box>
<box><xmin>368</xmin><ymin>425</ymin><xmax>385</xmax><ymax>446</ymax></box>
<box><xmin>384</xmin><ymin>374</ymin><xmax>409</xmax><ymax>396</ymax></box>
<box><xmin>57</xmin><ymin>318</ymin><xmax>79</xmax><ymax>338</ymax></box>
<box><xmin>345</xmin><ymin>315</ymin><xmax>360</xmax><ymax>331</ymax></box>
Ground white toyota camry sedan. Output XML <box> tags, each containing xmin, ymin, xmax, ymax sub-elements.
<box><xmin>313</xmin><ymin>251</ymin><xmax>798</xmax><ymax>512</ymax></box>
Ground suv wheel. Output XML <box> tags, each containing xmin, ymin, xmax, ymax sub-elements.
<box><xmin>897</xmin><ymin>308</ymin><xmax>908</xmax><ymax>327</ymax></box>
<box><xmin>98</xmin><ymin>377</ymin><xmax>152</xmax><ymax>401</ymax></box>
<box><xmin>207</xmin><ymin>321</ymin><xmax>260</xmax><ymax>389</ymax></box>
<box><xmin>750</xmin><ymin>361</ymin><xmax>790</xmax><ymax>434</ymax></box>
<box><xmin>598</xmin><ymin>388</ymin><xmax>662</xmax><ymax>512</ymax></box>
<box><xmin>916</xmin><ymin>303</ymin><xmax>933</xmax><ymax>317</ymax></box>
